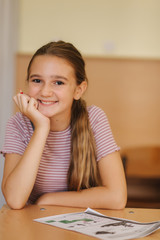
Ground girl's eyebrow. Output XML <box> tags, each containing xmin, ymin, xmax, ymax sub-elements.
<box><xmin>29</xmin><ymin>74</ymin><xmax>68</xmax><ymax>81</ymax></box>
<box><xmin>29</xmin><ymin>74</ymin><xmax>41</xmax><ymax>79</ymax></box>
<box><xmin>53</xmin><ymin>75</ymin><xmax>68</xmax><ymax>81</ymax></box>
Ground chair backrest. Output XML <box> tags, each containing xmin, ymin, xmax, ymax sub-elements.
<box><xmin>121</xmin><ymin>146</ymin><xmax>160</xmax><ymax>178</ymax></box>
<box><xmin>121</xmin><ymin>146</ymin><xmax>160</xmax><ymax>208</ymax></box>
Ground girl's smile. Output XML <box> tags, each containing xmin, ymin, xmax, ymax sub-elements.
<box><xmin>38</xmin><ymin>99</ymin><xmax>58</xmax><ymax>106</ymax></box>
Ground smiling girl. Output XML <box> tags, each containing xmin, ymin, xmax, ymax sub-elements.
<box><xmin>1</xmin><ymin>41</ymin><xmax>127</xmax><ymax>209</ymax></box>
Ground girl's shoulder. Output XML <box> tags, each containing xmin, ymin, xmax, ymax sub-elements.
<box><xmin>87</xmin><ymin>105</ymin><xmax>107</xmax><ymax>120</ymax></box>
<box><xmin>1</xmin><ymin>113</ymin><xmax>33</xmax><ymax>156</ymax></box>
<box><xmin>7</xmin><ymin>112</ymin><xmax>33</xmax><ymax>135</ymax></box>
<box><xmin>9</xmin><ymin>112</ymin><xmax>31</xmax><ymax>125</ymax></box>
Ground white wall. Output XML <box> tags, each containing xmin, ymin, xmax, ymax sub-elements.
<box><xmin>0</xmin><ymin>0</ymin><xmax>19</xmax><ymax>208</ymax></box>
<box><xmin>19</xmin><ymin>0</ymin><xmax>160</xmax><ymax>58</ymax></box>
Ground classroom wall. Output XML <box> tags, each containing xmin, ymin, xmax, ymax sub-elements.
<box><xmin>19</xmin><ymin>0</ymin><xmax>160</xmax><ymax>58</ymax></box>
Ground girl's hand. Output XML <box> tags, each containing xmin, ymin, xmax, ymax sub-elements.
<box><xmin>13</xmin><ymin>91</ymin><xmax>50</xmax><ymax>130</ymax></box>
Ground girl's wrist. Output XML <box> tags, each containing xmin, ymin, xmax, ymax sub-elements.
<box><xmin>32</xmin><ymin>117</ymin><xmax>50</xmax><ymax>131</ymax></box>
<box><xmin>34</xmin><ymin>124</ymin><xmax>50</xmax><ymax>134</ymax></box>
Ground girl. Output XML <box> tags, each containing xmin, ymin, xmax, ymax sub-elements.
<box><xmin>1</xmin><ymin>41</ymin><xmax>127</xmax><ymax>209</ymax></box>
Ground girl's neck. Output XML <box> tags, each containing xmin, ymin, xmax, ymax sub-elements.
<box><xmin>50</xmin><ymin>115</ymin><xmax>71</xmax><ymax>132</ymax></box>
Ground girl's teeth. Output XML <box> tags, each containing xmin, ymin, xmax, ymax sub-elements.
<box><xmin>41</xmin><ymin>101</ymin><xmax>53</xmax><ymax>104</ymax></box>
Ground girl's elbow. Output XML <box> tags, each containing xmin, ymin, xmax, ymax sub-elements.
<box><xmin>103</xmin><ymin>189</ymin><xmax>127</xmax><ymax>210</ymax></box>
<box><xmin>6</xmin><ymin>197</ymin><xmax>26</xmax><ymax>210</ymax></box>
<box><xmin>116</xmin><ymin>196</ymin><xmax>127</xmax><ymax>210</ymax></box>
<box><xmin>114</xmin><ymin>190</ymin><xmax>127</xmax><ymax>210</ymax></box>
<box><xmin>114</xmin><ymin>181</ymin><xmax>128</xmax><ymax>210</ymax></box>
<box><xmin>2</xmin><ymin>190</ymin><xmax>26</xmax><ymax>210</ymax></box>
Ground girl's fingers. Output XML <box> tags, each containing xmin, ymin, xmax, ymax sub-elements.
<box><xmin>13</xmin><ymin>94</ymin><xmax>23</xmax><ymax>111</ymax></box>
<box><xmin>28</xmin><ymin>97</ymin><xmax>38</xmax><ymax>109</ymax></box>
<box><xmin>13</xmin><ymin>91</ymin><xmax>39</xmax><ymax>121</ymax></box>
<box><xmin>13</xmin><ymin>91</ymin><xmax>31</xmax><ymax>112</ymax></box>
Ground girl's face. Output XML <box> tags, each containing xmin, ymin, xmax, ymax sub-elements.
<box><xmin>28</xmin><ymin>55</ymin><xmax>86</xmax><ymax>123</ymax></box>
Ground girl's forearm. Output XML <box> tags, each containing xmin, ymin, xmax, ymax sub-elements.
<box><xmin>3</xmin><ymin>127</ymin><xmax>49</xmax><ymax>209</ymax></box>
<box><xmin>36</xmin><ymin>186</ymin><xmax>127</xmax><ymax>210</ymax></box>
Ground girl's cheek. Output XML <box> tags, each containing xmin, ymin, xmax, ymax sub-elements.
<box><xmin>28</xmin><ymin>87</ymin><xmax>39</xmax><ymax>97</ymax></box>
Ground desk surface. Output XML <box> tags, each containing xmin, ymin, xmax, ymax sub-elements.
<box><xmin>0</xmin><ymin>205</ymin><xmax>160</xmax><ymax>240</ymax></box>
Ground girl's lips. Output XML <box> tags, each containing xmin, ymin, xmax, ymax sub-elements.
<box><xmin>38</xmin><ymin>100</ymin><xmax>58</xmax><ymax>105</ymax></box>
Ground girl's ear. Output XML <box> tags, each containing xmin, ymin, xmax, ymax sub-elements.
<box><xmin>74</xmin><ymin>81</ymin><xmax>87</xmax><ymax>100</ymax></box>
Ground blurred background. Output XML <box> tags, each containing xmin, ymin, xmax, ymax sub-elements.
<box><xmin>0</xmin><ymin>0</ymin><xmax>160</xmax><ymax>208</ymax></box>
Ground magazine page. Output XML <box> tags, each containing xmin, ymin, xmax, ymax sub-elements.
<box><xmin>34</xmin><ymin>208</ymin><xmax>160</xmax><ymax>240</ymax></box>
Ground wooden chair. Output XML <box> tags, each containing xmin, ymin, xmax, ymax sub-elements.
<box><xmin>121</xmin><ymin>146</ymin><xmax>160</xmax><ymax>208</ymax></box>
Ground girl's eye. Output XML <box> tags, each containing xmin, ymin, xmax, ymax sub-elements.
<box><xmin>32</xmin><ymin>79</ymin><xmax>41</xmax><ymax>83</ymax></box>
<box><xmin>55</xmin><ymin>81</ymin><xmax>64</xmax><ymax>85</ymax></box>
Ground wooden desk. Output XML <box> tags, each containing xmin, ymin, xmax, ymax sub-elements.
<box><xmin>0</xmin><ymin>205</ymin><xmax>160</xmax><ymax>240</ymax></box>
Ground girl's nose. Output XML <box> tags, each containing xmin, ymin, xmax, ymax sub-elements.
<box><xmin>41</xmin><ymin>84</ymin><xmax>53</xmax><ymax>97</ymax></box>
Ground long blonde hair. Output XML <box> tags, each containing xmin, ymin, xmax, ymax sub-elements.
<box><xmin>27</xmin><ymin>41</ymin><xmax>101</xmax><ymax>191</ymax></box>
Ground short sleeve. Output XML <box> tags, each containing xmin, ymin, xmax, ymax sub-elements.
<box><xmin>88</xmin><ymin>105</ymin><xmax>120</xmax><ymax>161</ymax></box>
<box><xmin>0</xmin><ymin>113</ymin><xmax>32</xmax><ymax>157</ymax></box>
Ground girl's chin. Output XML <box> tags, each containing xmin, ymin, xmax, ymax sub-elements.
<box><xmin>38</xmin><ymin>109</ymin><xmax>54</xmax><ymax>118</ymax></box>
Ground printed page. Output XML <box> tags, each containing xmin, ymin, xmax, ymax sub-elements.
<box><xmin>34</xmin><ymin>208</ymin><xmax>160</xmax><ymax>240</ymax></box>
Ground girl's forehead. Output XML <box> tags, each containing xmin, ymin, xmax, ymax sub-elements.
<box><xmin>29</xmin><ymin>55</ymin><xmax>76</xmax><ymax>78</ymax></box>
<box><xmin>31</xmin><ymin>55</ymin><xmax>73</xmax><ymax>68</ymax></box>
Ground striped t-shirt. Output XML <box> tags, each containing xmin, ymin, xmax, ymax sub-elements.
<box><xmin>1</xmin><ymin>105</ymin><xmax>120</xmax><ymax>203</ymax></box>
